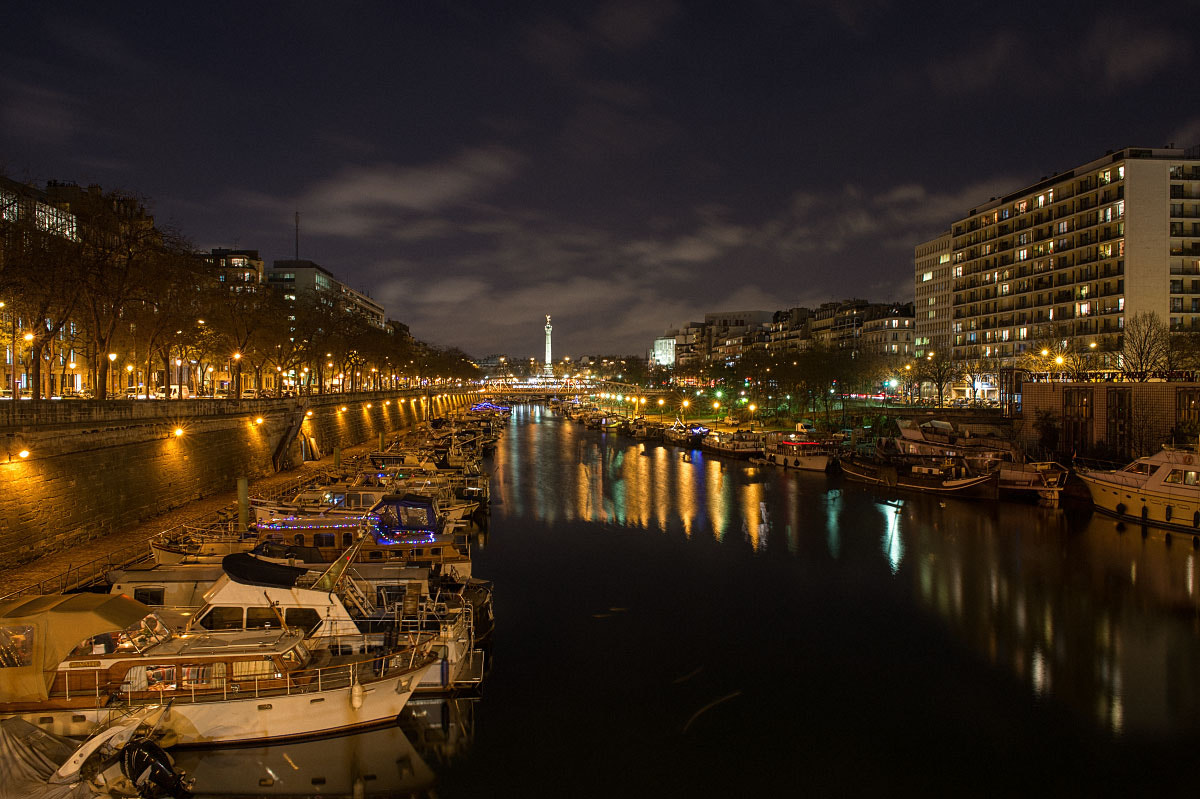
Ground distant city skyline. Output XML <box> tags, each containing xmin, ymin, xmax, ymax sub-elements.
<box><xmin>3</xmin><ymin>2</ymin><xmax>1195</xmax><ymax>357</ymax></box>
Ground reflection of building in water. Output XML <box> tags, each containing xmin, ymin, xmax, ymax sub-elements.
<box><xmin>172</xmin><ymin>721</ymin><xmax>434</xmax><ymax>797</ymax></box>
<box><xmin>904</xmin><ymin>499</ymin><xmax>1200</xmax><ymax>734</ymax></box>
<box><xmin>401</xmin><ymin>697</ymin><xmax>477</xmax><ymax>766</ymax></box>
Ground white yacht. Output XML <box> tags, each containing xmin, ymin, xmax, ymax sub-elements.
<box><xmin>1076</xmin><ymin>448</ymin><xmax>1200</xmax><ymax>533</ymax></box>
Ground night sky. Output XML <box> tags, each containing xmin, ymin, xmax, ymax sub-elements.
<box><xmin>3</xmin><ymin>2</ymin><xmax>1196</xmax><ymax>358</ymax></box>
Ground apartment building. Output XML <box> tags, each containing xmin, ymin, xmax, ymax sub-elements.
<box><xmin>203</xmin><ymin>248</ymin><xmax>265</xmax><ymax>289</ymax></box>
<box><xmin>946</xmin><ymin>145</ymin><xmax>1200</xmax><ymax>363</ymax></box>
<box><xmin>861</xmin><ymin>303</ymin><xmax>916</xmax><ymax>357</ymax></box>
<box><xmin>269</xmin><ymin>259</ymin><xmax>386</xmax><ymax>328</ymax></box>
<box><xmin>914</xmin><ymin>232</ymin><xmax>952</xmax><ymax>358</ymax></box>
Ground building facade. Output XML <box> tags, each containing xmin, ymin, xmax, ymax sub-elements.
<box><xmin>861</xmin><ymin>303</ymin><xmax>916</xmax><ymax>357</ymax></box>
<box><xmin>914</xmin><ymin>232</ymin><xmax>952</xmax><ymax>358</ymax></box>
<box><xmin>269</xmin><ymin>259</ymin><xmax>386</xmax><ymax>328</ymax></box>
<box><xmin>946</xmin><ymin>145</ymin><xmax>1200</xmax><ymax>364</ymax></box>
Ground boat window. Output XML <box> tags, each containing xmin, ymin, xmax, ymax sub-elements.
<box><xmin>233</xmin><ymin>657</ymin><xmax>279</xmax><ymax>680</ymax></box>
<box><xmin>145</xmin><ymin>665</ymin><xmax>177</xmax><ymax>691</ymax></box>
<box><xmin>198</xmin><ymin>606</ymin><xmax>243</xmax><ymax>630</ymax></box>
<box><xmin>314</xmin><ymin>533</ymin><xmax>336</xmax><ymax>548</ymax></box>
<box><xmin>1123</xmin><ymin>462</ymin><xmax>1154</xmax><ymax>475</ymax></box>
<box><xmin>0</xmin><ymin>625</ymin><xmax>34</xmax><ymax>667</ymax></box>
<box><xmin>293</xmin><ymin>534</ymin><xmax>305</xmax><ymax>546</ymax></box>
<box><xmin>369</xmin><ymin>550</ymin><xmax>383</xmax><ymax>560</ymax></box>
<box><xmin>1165</xmin><ymin>469</ymin><xmax>1185</xmax><ymax>484</ymax></box>
<box><xmin>246</xmin><ymin>608</ymin><xmax>280</xmax><ymax>629</ymax></box>
<box><xmin>115</xmin><ymin>615</ymin><xmax>172</xmax><ymax>652</ymax></box>
<box><xmin>285</xmin><ymin>608</ymin><xmax>322</xmax><ymax>634</ymax></box>
<box><xmin>342</xmin><ymin>533</ymin><xmax>353</xmax><ymax>547</ymax></box>
<box><xmin>180</xmin><ymin>662</ymin><xmax>226</xmax><ymax>689</ymax></box>
<box><xmin>133</xmin><ymin>587</ymin><xmax>165</xmax><ymax>606</ymax></box>
<box><xmin>1189</xmin><ymin>472</ymin><xmax>1200</xmax><ymax>486</ymax></box>
<box><xmin>281</xmin><ymin>642</ymin><xmax>311</xmax><ymax>668</ymax></box>
<box><xmin>69</xmin><ymin>632</ymin><xmax>117</xmax><ymax>657</ymax></box>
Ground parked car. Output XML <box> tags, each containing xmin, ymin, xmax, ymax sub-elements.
<box><xmin>241</xmin><ymin>388</ymin><xmax>258</xmax><ymax>399</ymax></box>
<box><xmin>154</xmin><ymin>385</ymin><xmax>191</xmax><ymax>399</ymax></box>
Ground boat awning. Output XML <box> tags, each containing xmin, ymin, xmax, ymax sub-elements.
<box><xmin>0</xmin><ymin>593</ymin><xmax>151</xmax><ymax>702</ymax></box>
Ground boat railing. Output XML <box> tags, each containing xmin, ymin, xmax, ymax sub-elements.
<box><xmin>65</xmin><ymin>647</ymin><xmax>433</xmax><ymax>708</ymax></box>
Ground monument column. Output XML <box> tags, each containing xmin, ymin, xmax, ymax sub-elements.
<box><xmin>544</xmin><ymin>315</ymin><xmax>553</xmax><ymax>377</ymax></box>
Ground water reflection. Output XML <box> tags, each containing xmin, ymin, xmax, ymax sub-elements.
<box><xmin>494</xmin><ymin>406</ymin><xmax>1200</xmax><ymax>738</ymax></box>
<box><xmin>174</xmin><ymin>694</ymin><xmax>476</xmax><ymax>797</ymax></box>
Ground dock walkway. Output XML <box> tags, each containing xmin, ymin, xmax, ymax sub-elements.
<box><xmin>0</xmin><ymin>439</ymin><xmax>382</xmax><ymax>598</ymax></box>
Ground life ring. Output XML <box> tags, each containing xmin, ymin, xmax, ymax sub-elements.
<box><xmin>1187</xmin><ymin>455</ymin><xmax>1195</xmax><ymax>465</ymax></box>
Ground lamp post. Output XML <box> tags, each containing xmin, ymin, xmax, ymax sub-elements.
<box><xmin>107</xmin><ymin>352</ymin><xmax>117</xmax><ymax>399</ymax></box>
<box><xmin>657</xmin><ymin>397</ymin><xmax>665</xmax><ymax>423</ymax></box>
<box><xmin>748</xmin><ymin>403</ymin><xmax>756</xmax><ymax>431</ymax></box>
<box><xmin>681</xmin><ymin>399</ymin><xmax>689</xmax><ymax>423</ymax></box>
<box><xmin>22</xmin><ymin>332</ymin><xmax>33</xmax><ymax>396</ymax></box>
<box><xmin>712</xmin><ymin>400</ymin><xmax>720</xmax><ymax>423</ymax></box>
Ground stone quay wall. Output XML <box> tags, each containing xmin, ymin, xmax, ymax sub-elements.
<box><xmin>0</xmin><ymin>390</ymin><xmax>478</xmax><ymax>567</ymax></box>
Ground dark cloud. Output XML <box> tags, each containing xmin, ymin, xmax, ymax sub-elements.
<box><xmin>1</xmin><ymin>1</ymin><xmax>1193</xmax><ymax>358</ymax></box>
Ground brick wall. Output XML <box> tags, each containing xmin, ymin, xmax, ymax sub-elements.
<box><xmin>0</xmin><ymin>390</ymin><xmax>478</xmax><ymax>566</ymax></box>
<box><xmin>1019</xmin><ymin>381</ymin><xmax>1197</xmax><ymax>458</ymax></box>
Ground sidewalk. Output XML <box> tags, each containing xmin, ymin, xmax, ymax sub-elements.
<box><xmin>0</xmin><ymin>438</ymin><xmax>383</xmax><ymax>597</ymax></box>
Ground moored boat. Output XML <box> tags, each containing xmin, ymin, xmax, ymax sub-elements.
<box><xmin>1075</xmin><ymin>447</ymin><xmax>1200</xmax><ymax>533</ymax></box>
<box><xmin>892</xmin><ymin>418</ymin><xmax>1067</xmax><ymax>504</ymax></box>
<box><xmin>839</xmin><ymin>454</ymin><xmax>999</xmax><ymax>498</ymax></box>
<box><xmin>0</xmin><ymin>593</ymin><xmax>435</xmax><ymax>746</ymax></box>
<box><xmin>700</xmin><ymin>429</ymin><xmax>766</xmax><ymax>459</ymax></box>
<box><xmin>757</xmin><ymin>431</ymin><xmax>836</xmax><ymax>472</ymax></box>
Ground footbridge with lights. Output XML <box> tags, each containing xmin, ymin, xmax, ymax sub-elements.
<box><xmin>481</xmin><ymin>378</ymin><xmax>669</xmax><ymax>403</ymax></box>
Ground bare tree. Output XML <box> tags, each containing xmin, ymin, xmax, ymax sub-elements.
<box><xmin>959</xmin><ymin>356</ymin><xmax>1001</xmax><ymax>403</ymax></box>
<box><xmin>73</xmin><ymin>189</ymin><xmax>161</xmax><ymax>399</ymax></box>
<box><xmin>0</xmin><ymin>209</ymin><xmax>85</xmax><ymax>399</ymax></box>
<box><xmin>916</xmin><ymin>351</ymin><xmax>959</xmax><ymax>407</ymax></box>
<box><xmin>1121</xmin><ymin>311</ymin><xmax>1169</xmax><ymax>381</ymax></box>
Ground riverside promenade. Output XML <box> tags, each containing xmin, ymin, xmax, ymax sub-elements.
<box><xmin>0</xmin><ymin>437</ymin><xmax>382</xmax><ymax>598</ymax></box>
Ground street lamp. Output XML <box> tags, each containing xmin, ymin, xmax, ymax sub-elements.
<box><xmin>682</xmin><ymin>399</ymin><xmax>689</xmax><ymax>423</ymax></box>
<box><xmin>657</xmin><ymin>397</ymin><xmax>665</xmax><ymax>422</ymax></box>
<box><xmin>748</xmin><ymin>403</ymin><xmax>756</xmax><ymax>431</ymax></box>
<box><xmin>712</xmin><ymin>400</ymin><xmax>720</xmax><ymax>423</ymax></box>
<box><xmin>107</xmin><ymin>352</ymin><xmax>117</xmax><ymax>399</ymax></box>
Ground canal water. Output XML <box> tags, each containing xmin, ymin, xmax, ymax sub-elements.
<box><xmin>190</xmin><ymin>403</ymin><xmax>1200</xmax><ymax>795</ymax></box>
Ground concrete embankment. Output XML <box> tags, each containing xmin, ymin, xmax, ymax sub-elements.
<box><xmin>0</xmin><ymin>390</ymin><xmax>477</xmax><ymax>568</ymax></box>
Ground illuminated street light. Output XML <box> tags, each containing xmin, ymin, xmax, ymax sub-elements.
<box><xmin>174</xmin><ymin>428</ymin><xmax>184</xmax><ymax>437</ymax></box>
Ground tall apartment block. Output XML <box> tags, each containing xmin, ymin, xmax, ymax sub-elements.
<box><xmin>922</xmin><ymin>144</ymin><xmax>1200</xmax><ymax>363</ymax></box>
<box><xmin>913</xmin><ymin>232</ymin><xmax>952</xmax><ymax>358</ymax></box>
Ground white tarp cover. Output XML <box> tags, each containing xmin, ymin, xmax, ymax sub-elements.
<box><xmin>0</xmin><ymin>719</ymin><xmax>95</xmax><ymax>799</ymax></box>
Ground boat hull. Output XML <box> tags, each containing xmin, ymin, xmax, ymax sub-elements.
<box><xmin>1077</xmin><ymin>471</ymin><xmax>1200</xmax><ymax>535</ymax></box>
<box><xmin>840</xmin><ymin>457</ymin><xmax>998</xmax><ymax>497</ymax></box>
<box><xmin>3</xmin><ymin>660</ymin><xmax>433</xmax><ymax>747</ymax></box>
<box><xmin>766</xmin><ymin>452</ymin><xmax>831</xmax><ymax>472</ymax></box>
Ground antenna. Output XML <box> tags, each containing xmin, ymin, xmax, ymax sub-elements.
<box><xmin>294</xmin><ymin>211</ymin><xmax>300</xmax><ymax>261</ymax></box>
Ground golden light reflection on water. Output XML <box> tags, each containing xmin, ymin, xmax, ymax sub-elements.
<box><xmin>495</xmin><ymin>407</ymin><xmax>1200</xmax><ymax>735</ymax></box>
